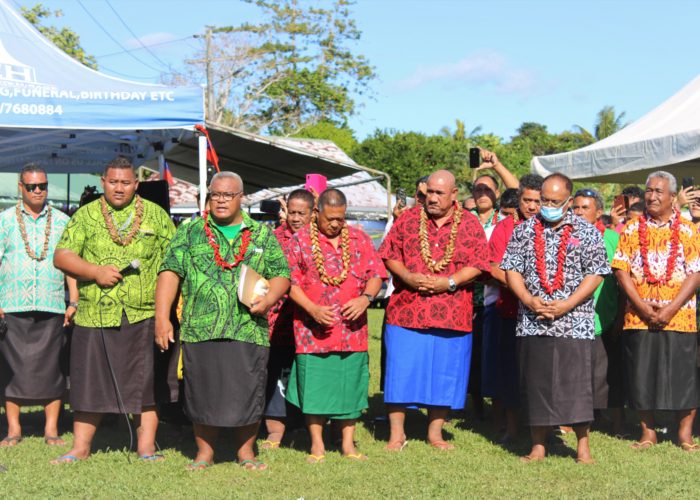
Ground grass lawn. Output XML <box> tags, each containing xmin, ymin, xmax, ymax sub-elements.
<box><xmin>3</xmin><ymin>308</ymin><xmax>700</xmax><ymax>498</ymax></box>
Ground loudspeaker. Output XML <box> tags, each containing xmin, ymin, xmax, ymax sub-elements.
<box><xmin>137</xmin><ymin>180</ymin><xmax>170</xmax><ymax>215</ymax></box>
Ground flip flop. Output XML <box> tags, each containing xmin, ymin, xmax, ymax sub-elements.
<box><xmin>306</xmin><ymin>454</ymin><xmax>326</xmax><ymax>464</ymax></box>
<box><xmin>429</xmin><ymin>440</ymin><xmax>455</xmax><ymax>451</ymax></box>
<box><xmin>630</xmin><ymin>440</ymin><xmax>655</xmax><ymax>450</ymax></box>
<box><xmin>385</xmin><ymin>440</ymin><xmax>408</xmax><ymax>452</ymax></box>
<box><xmin>50</xmin><ymin>454</ymin><xmax>81</xmax><ymax>465</ymax></box>
<box><xmin>186</xmin><ymin>460</ymin><xmax>212</xmax><ymax>471</ymax></box>
<box><xmin>344</xmin><ymin>453</ymin><xmax>369</xmax><ymax>461</ymax></box>
<box><xmin>260</xmin><ymin>440</ymin><xmax>281</xmax><ymax>450</ymax></box>
<box><xmin>576</xmin><ymin>457</ymin><xmax>596</xmax><ymax>465</ymax></box>
<box><xmin>139</xmin><ymin>453</ymin><xmax>165</xmax><ymax>462</ymax></box>
<box><xmin>680</xmin><ymin>442</ymin><xmax>700</xmax><ymax>452</ymax></box>
<box><xmin>44</xmin><ymin>436</ymin><xmax>66</xmax><ymax>446</ymax></box>
<box><xmin>0</xmin><ymin>436</ymin><xmax>22</xmax><ymax>447</ymax></box>
<box><xmin>240</xmin><ymin>459</ymin><xmax>267</xmax><ymax>471</ymax></box>
<box><xmin>520</xmin><ymin>454</ymin><xmax>545</xmax><ymax>463</ymax></box>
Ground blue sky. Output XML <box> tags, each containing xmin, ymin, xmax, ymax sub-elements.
<box><xmin>16</xmin><ymin>0</ymin><xmax>700</xmax><ymax>142</ymax></box>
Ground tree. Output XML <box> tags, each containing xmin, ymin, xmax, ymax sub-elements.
<box><xmin>292</xmin><ymin>121</ymin><xmax>357</xmax><ymax>154</ymax></box>
<box><xmin>439</xmin><ymin>119</ymin><xmax>482</xmax><ymax>142</ymax></box>
<box><xmin>574</xmin><ymin>105</ymin><xmax>627</xmax><ymax>141</ymax></box>
<box><xmin>171</xmin><ymin>0</ymin><xmax>375</xmax><ymax>135</ymax></box>
<box><xmin>21</xmin><ymin>4</ymin><xmax>97</xmax><ymax>69</ymax></box>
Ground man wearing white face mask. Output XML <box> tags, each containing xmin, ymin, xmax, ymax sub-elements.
<box><xmin>500</xmin><ymin>173</ymin><xmax>610</xmax><ymax>464</ymax></box>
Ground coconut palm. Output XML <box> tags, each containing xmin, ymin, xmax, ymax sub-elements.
<box><xmin>574</xmin><ymin>106</ymin><xmax>627</xmax><ymax>141</ymax></box>
<box><xmin>440</xmin><ymin>119</ymin><xmax>482</xmax><ymax>142</ymax></box>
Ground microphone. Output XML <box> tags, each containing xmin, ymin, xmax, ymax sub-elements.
<box><xmin>119</xmin><ymin>259</ymin><xmax>141</xmax><ymax>276</ymax></box>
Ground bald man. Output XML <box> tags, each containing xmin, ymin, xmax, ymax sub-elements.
<box><xmin>379</xmin><ymin>170</ymin><xmax>490</xmax><ymax>451</ymax></box>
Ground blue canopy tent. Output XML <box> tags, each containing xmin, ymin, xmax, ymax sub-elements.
<box><xmin>0</xmin><ymin>0</ymin><xmax>205</xmax><ymax>206</ymax></box>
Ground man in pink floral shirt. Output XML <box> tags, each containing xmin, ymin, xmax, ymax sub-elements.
<box><xmin>286</xmin><ymin>189</ymin><xmax>386</xmax><ymax>463</ymax></box>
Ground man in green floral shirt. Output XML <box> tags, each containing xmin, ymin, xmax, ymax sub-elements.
<box><xmin>52</xmin><ymin>157</ymin><xmax>175</xmax><ymax>464</ymax></box>
<box><xmin>156</xmin><ymin>171</ymin><xmax>290</xmax><ymax>471</ymax></box>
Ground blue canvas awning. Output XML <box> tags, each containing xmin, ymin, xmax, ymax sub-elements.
<box><xmin>0</xmin><ymin>0</ymin><xmax>203</xmax><ymax>173</ymax></box>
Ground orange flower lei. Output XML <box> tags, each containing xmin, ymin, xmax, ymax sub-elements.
<box><xmin>309</xmin><ymin>212</ymin><xmax>350</xmax><ymax>286</ymax></box>
<box><xmin>100</xmin><ymin>195</ymin><xmax>144</xmax><ymax>246</ymax></box>
<box><xmin>419</xmin><ymin>202</ymin><xmax>463</xmax><ymax>273</ymax></box>
<box><xmin>16</xmin><ymin>202</ymin><xmax>52</xmax><ymax>261</ymax></box>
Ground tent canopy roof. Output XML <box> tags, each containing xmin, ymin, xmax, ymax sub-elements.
<box><xmin>0</xmin><ymin>0</ymin><xmax>203</xmax><ymax>173</ymax></box>
<box><xmin>156</xmin><ymin>121</ymin><xmax>369</xmax><ymax>192</ymax></box>
<box><xmin>532</xmin><ymin>74</ymin><xmax>700</xmax><ymax>183</ymax></box>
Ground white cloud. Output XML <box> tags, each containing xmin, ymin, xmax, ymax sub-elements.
<box><xmin>395</xmin><ymin>51</ymin><xmax>540</xmax><ymax>98</ymax></box>
<box><xmin>124</xmin><ymin>32</ymin><xmax>179</xmax><ymax>50</ymax></box>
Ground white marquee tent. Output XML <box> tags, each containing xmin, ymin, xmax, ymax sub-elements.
<box><xmin>532</xmin><ymin>75</ymin><xmax>700</xmax><ymax>183</ymax></box>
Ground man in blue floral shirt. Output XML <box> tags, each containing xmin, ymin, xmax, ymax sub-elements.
<box><xmin>501</xmin><ymin>173</ymin><xmax>609</xmax><ymax>464</ymax></box>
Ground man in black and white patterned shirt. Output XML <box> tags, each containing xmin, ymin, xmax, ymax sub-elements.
<box><xmin>501</xmin><ymin>173</ymin><xmax>609</xmax><ymax>464</ymax></box>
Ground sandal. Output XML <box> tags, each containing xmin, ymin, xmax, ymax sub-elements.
<box><xmin>240</xmin><ymin>459</ymin><xmax>267</xmax><ymax>470</ymax></box>
<box><xmin>344</xmin><ymin>453</ymin><xmax>369</xmax><ymax>461</ymax></box>
<box><xmin>260</xmin><ymin>440</ymin><xmax>281</xmax><ymax>450</ymax></box>
<box><xmin>0</xmin><ymin>436</ymin><xmax>22</xmax><ymax>447</ymax></box>
<box><xmin>429</xmin><ymin>440</ymin><xmax>455</xmax><ymax>451</ymax></box>
<box><xmin>680</xmin><ymin>442</ymin><xmax>700</xmax><ymax>452</ymax></box>
<box><xmin>630</xmin><ymin>440</ymin><xmax>655</xmax><ymax>450</ymax></box>
<box><xmin>44</xmin><ymin>436</ymin><xmax>65</xmax><ymax>446</ymax></box>
<box><xmin>186</xmin><ymin>460</ymin><xmax>212</xmax><ymax>471</ymax></box>
<box><xmin>576</xmin><ymin>457</ymin><xmax>596</xmax><ymax>465</ymax></box>
<box><xmin>385</xmin><ymin>439</ymin><xmax>408</xmax><ymax>452</ymax></box>
<box><xmin>139</xmin><ymin>453</ymin><xmax>165</xmax><ymax>462</ymax></box>
<box><xmin>50</xmin><ymin>454</ymin><xmax>81</xmax><ymax>465</ymax></box>
<box><xmin>520</xmin><ymin>454</ymin><xmax>544</xmax><ymax>463</ymax></box>
<box><xmin>306</xmin><ymin>454</ymin><xmax>326</xmax><ymax>464</ymax></box>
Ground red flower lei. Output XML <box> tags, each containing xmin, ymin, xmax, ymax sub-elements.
<box><xmin>534</xmin><ymin>217</ymin><xmax>574</xmax><ymax>295</ymax></box>
<box><xmin>203</xmin><ymin>211</ymin><xmax>251</xmax><ymax>270</ymax></box>
<box><xmin>595</xmin><ymin>220</ymin><xmax>606</xmax><ymax>236</ymax></box>
<box><xmin>638</xmin><ymin>209</ymin><xmax>681</xmax><ymax>285</ymax></box>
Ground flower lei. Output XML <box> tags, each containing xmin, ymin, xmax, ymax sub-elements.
<box><xmin>534</xmin><ymin>217</ymin><xmax>574</xmax><ymax>295</ymax></box>
<box><xmin>480</xmin><ymin>208</ymin><xmax>498</xmax><ymax>228</ymax></box>
<box><xmin>595</xmin><ymin>219</ymin><xmax>606</xmax><ymax>236</ymax></box>
<box><xmin>202</xmin><ymin>211</ymin><xmax>251</xmax><ymax>270</ymax></box>
<box><xmin>309</xmin><ymin>212</ymin><xmax>350</xmax><ymax>285</ymax></box>
<box><xmin>638</xmin><ymin>209</ymin><xmax>681</xmax><ymax>285</ymax></box>
<box><xmin>100</xmin><ymin>195</ymin><xmax>144</xmax><ymax>246</ymax></box>
<box><xmin>419</xmin><ymin>202</ymin><xmax>463</xmax><ymax>273</ymax></box>
<box><xmin>16</xmin><ymin>202</ymin><xmax>52</xmax><ymax>261</ymax></box>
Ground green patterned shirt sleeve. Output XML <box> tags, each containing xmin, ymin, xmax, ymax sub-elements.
<box><xmin>160</xmin><ymin>213</ymin><xmax>289</xmax><ymax>346</ymax></box>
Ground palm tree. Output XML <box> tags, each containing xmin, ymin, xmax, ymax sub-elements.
<box><xmin>440</xmin><ymin>119</ymin><xmax>482</xmax><ymax>142</ymax></box>
<box><xmin>574</xmin><ymin>105</ymin><xmax>627</xmax><ymax>141</ymax></box>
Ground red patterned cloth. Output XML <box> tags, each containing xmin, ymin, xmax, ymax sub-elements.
<box><xmin>378</xmin><ymin>206</ymin><xmax>490</xmax><ymax>332</ymax></box>
<box><xmin>289</xmin><ymin>224</ymin><xmax>387</xmax><ymax>353</ymax></box>
<box><xmin>267</xmin><ymin>224</ymin><xmax>296</xmax><ymax>346</ymax></box>
<box><xmin>490</xmin><ymin>216</ymin><xmax>519</xmax><ymax>319</ymax></box>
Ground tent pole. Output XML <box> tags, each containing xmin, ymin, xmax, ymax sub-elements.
<box><xmin>198</xmin><ymin>135</ymin><xmax>207</xmax><ymax>212</ymax></box>
<box><xmin>158</xmin><ymin>153</ymin><xmax>165</xmax><ymax>177</ymax></box>
<box><xmin>66</xmin><ymin>173</ymin><xmax>70</xmax><ymax>210</ymax></box>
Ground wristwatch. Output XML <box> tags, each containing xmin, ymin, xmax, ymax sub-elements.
<box><xmin>363</xmin><ymin>293</ymin><xmax>375</xmax><ymax>303</ymax></box>
<box><xmin>68</xmin><ymin>301</ymin><xmax>79</xmax><ymax>309</ymax></box>
<box><xmin>447</xmin><ymin>276</ymin><xmax>457</xmax><ymax>293</ymax></box>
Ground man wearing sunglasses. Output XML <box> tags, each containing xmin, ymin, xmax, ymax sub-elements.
<box><xmin>0</xmin><ymin>163</ymin><xmax>77</xmax><ymax>449</ymax></box>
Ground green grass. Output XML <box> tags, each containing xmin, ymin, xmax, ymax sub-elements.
<box><xmin>3</xmin><ymin>309</ymin><xmax>700</xmax><ymax>498</ymax></box>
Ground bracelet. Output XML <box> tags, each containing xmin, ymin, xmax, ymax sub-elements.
<box><xmin>68</xmin><ymin>301</ymin><xmax>79</xmax><ymax>309</ymax></box>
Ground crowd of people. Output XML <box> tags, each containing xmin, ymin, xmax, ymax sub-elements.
<box><xmin>1</xmin><ymin>150</ymin><xmax>700</xmax><ymax>470</ymax></box>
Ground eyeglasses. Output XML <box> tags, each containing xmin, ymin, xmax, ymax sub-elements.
<box><xmin>209</xmin><ymin>191</ymin><xmax>243</xmax><ymax>201</ymax></box>
<box><xmin>574</xmin><ymin>189</ymin><xmax>597</xmax><ymax>198</ymax></box>
<box><xmin>540</xmin><ymin>196</ymin><xmax>571</xmax><ymax>208</ymax></box>
<box><xmin>22</xmin><ymin>182</ymin><xmax>48</xmax><ymax>192</ymax></box>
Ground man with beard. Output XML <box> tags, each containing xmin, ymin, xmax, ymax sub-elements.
<box><xmin>612</xmin><ymin>171</ymin><xmax>700</xmax><ymax>451</ymax></box>
<box><xmin>501</xmin><ymin>173</ymin><xmax>609</xmax><ymax>464</ymax></box>
<box><xmin>52</xmin><ymin>156</ymin><xmax>176</xmax><ymax>463</ymax></box>
<box><xmin>380</xmin><ymin>170</ymin><xmax>490</xmax><ymax>451</ymax></box>
<box><xmin>261</xmin><ymin>188</ymin><xmax>315</xmax><ymax>449</ymax></box>
<box><xmin>0</xmin><ymin>163</ymin><xmax>77</xmax><ymax>448</ymax></box>
<box><xmin>285</xmin><ymin>189</ymin><xmax>386</xmax><ymax>462</ymax></box>
<box><xmin>156</xmin><ymin>171</ymin><xmax>290</xmax><ymax>470</ymax></box>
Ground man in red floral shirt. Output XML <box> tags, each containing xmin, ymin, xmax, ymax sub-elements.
<box><xmin>379</xmin><ymin>170</ymin><xmax>490</xmax><ymax>451</ymax></box>
<box><xmin>286</xmin><ymin>189</ymin><xmax>386</xmax><ymax>463</ymax></box>
<box><xmin>262</xmin><ymin>188</ymin><xmax>315</xmax><ymax>450</ymax></box>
